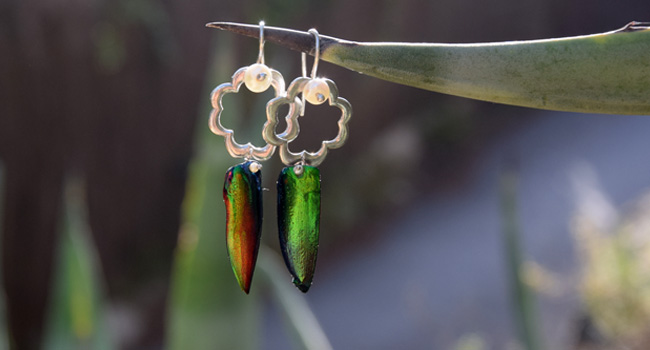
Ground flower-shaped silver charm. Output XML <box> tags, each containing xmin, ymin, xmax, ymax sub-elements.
<box><xmin>264</xmin><ymin>77</ymin><xmax>352</xmax><ymax>167</ymax></box>
<box><xmin>209</xmin><ymin>65</ymin><xmax>300</xmax><ymax>161</ymax></box>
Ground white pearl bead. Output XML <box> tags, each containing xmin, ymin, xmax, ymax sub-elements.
<box><xmin>293</xmin><ymin>164</ymin><xmax>304</xmax><ymax>176</ymax></box>
<box><xmin>248</xmin><ymin>161</ymin><xmax>262</xmax><ymax>173</ymax></box>
<box><xmin>304</xmin><ymin>79</ymin><xmax>330</xmax><ymax>105</ymax></box>
<box><xmin>244</xmin><ymin>63</ymin><xmax>272</xmax><ymax>93</ymax></box>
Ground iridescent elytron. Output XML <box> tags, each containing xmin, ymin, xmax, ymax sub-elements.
<box><xmin>224</xmin><ymin>162</ymin><xmax>263</xmax><ymax>293</ymax></box>
<box><xmin>277</xmin><ymin>165</ymin><xmax>321</xmax><ymax>292</ymax></box>
<box><xmin>264</xmin><ymin>29</ymin><xmax>352</xmax><ymax>293</ymax></box>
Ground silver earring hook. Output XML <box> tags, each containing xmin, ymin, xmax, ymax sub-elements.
<box><xmin>300</xmin><ymin>52</ymin><xmax>307</xmax><ymax>116</ymax></box>
<box><xmin>308</xmin><ymin>28</ymin><xmax>320</xmax><ymax>78</ymax></box>
<box><xmin>299</xmin><ymin>28</ymin><xmax>320</xmax><ymax>116</ymax></box>
<box><xmin>257</xmin><ymin>21</ymin><xmax>265</xmax><ymax>65</ymax></box>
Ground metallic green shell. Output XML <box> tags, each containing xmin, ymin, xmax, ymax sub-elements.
<box><xmin>277</xmin><ymin>166</ymin><xmax>321</xmax><ymax>293</ymax></box>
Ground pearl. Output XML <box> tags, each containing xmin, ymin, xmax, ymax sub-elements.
<box><xmin>249</xmin><ymin>161</ymin><xmax>262</xmax><ymax>173</ymax></box>
<box><xmin>304</xmin><ymin>79</ymin><xmax>330</xmax><ymax>105</ymax></box>
<box><xmin>244</xmin><ymin>64</ymin><xmax>272</xmax><ymax>93</ymax></box>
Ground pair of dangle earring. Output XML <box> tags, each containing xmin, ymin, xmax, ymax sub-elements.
<box><xmin>209</xmin><ymin>23</ymin><xmax>351</xmax><ymax>294</ymax></box>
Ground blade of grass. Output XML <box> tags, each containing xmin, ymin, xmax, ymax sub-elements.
<box><xmin>42</xmin><ymin>177</ymin><xmax>113</xmax><ymax>350</ymax></box>
<box><xmin>257</xmin><ymin>245</ymin><xmax>332</xmax><ymax>350</ymax></box>
<box><xmin>500</xmin><ymin>165</ymin><xmax>542</xmax><ymax>350</ymax></box>
<box><xmin>167</xmin><ymin>31</ymin><xmax>332</xmax><ymax>349</ymax></box>
<box><xmin>164</xmin><ymin>38</ymin><xmax>264</xmax><ymax>345</ymax></box>
<box><xmin>165</xmin><ymin>149</ymin><xmax>260</xmax><ymax>350</ymax></box>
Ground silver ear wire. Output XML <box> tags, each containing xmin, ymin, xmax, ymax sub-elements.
<box><xmin>299</xmin><ymin>29</ymin><xmax>322</xmax><ymax>116</ymax></box>
<box><xmin>263</xmin><ymin>26</ymin><xmax>351</xmax><ymax>167</ymax></box>
<box><xmin>308</xmin><ymin>28</ymin><xmax>320</xmax><ymax>78</ymax></box>
<box><xmin>257</xmin><ymin>21</ymin><xmax>265</xmax><ymax>65</ymax></box>
<box><xmin>209</xmin><ymin>20</ymin><xmax>301</xmax><ymax>161</ymax></box>
<box><xmin>300</xmin><ymin>52</ymin><xmax>307</xmax><ymax>116</ymax></box>
<box><xmin>301</xmin><ymin>52</ymin><xmax>308</xmax><ymax>78</ymax></box>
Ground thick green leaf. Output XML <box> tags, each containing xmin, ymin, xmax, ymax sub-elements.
<box><xmin>323</xmin><ymin>25</ymin><xmax>650</xmax><ymax>115</ymax></box>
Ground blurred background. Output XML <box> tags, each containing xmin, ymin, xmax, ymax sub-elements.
<box><xmin>2</xmin><ymin>0</ymin><xmax>650</xmax><ymax>349</ymax></box>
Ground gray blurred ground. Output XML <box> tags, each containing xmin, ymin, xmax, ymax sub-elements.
<box><xmin>264</xmin><ymin>111</ymin><xmax>650</xmax><ymax>349</ymax></box>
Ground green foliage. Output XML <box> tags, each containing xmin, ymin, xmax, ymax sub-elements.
<box><xmin>453</xmin><ymin>333</ymin><xmax>487</xmax><ymax>350</ymax></box>
<box><xmin>257</xmin><ymin>247</ymin><xmax>333</xmax><ymax>350</ymax></box>
<box><xmin>92</xmin><ymin>23</ymin><xmax>127</xmax><ymax>74</ymax></box>
<box><xmin>163</xmin><ymin>42</ymin><xmax>264</xmax><ymax>346</ymax></box>
<box><xmin>574</xmin><ymin>193</ymin><xmax>650</xmax><ymax>348</ymax></box>
<box><xmin>42</xmin><ymin>179</ymin><xmax>113</xmax><ymax>350</ymax></box>
<box><xmin>500</xmin><ymin>168</ymin><xmax>543</xmax><ymax>350</ymax></box>
<box><xmin>165</xmin><ymin>137</ymin><xmax>261</xmax><ymax>350</ymax></box>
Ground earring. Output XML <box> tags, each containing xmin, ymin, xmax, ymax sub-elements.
<box><xmin>264</xmin><ymin>29</ymin><xmax>352</xmax><ymax>293</ymax></box>
<box><xmin>209</xmin><ymin>21</ymin><xmax>300</xmax><ymax>294</ymax></box>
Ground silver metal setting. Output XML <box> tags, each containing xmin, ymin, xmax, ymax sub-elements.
<box><xmin>264</xmin><ymin>27</ymin><xmax>352</xmax><ymax>167</ymax></box>
<box><xmin>263</xmin><ymin>77</ymin><xmax>308</xmax><ymax>147</ymax></box>
<box><xmin>265</xmin><ymin>76</ymin><xmax>351</xmax><ymax>167</ymax></box>
<box><xmin>257</xmin><ymin>21</ymin><xmax>265</xmax><ymax>64</ymax></box>
<box><xmin>299</xmin><ymin>29</ymin><xmax>321</xmax><ymax>116</ymax></box>
<box><xmin>209</xmin><ymin>21</ymin><xmax>302</xmax><ymax>161</ymax></box>
<box><xmin>300</xmin><ymin>52</ymin><xmax>307</xmax><ymax>116</ymax></box>
<box><xmin>209</xmin><ymin>66</ymin><xmax>296</xmax><ymax>161</ymax></box>
<box><xmin>307</xmin><ymin>28</ymin><xmax>320</xmax><ymax>78</ymax></box>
